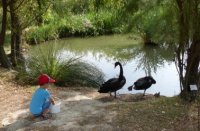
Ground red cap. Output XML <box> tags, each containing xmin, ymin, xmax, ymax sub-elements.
<box><xmin>38</xmin><ymin>74</ymin><xmax>56</xmax><ymax>85</ymax></box>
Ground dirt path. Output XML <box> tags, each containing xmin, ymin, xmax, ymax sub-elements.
<box><xmin>1</xmin><ymin>86</ymin><xmax>121</xmax><ymax>131</ymax></box>
<box><xmin>0</xmin><ymin>68</ymin><xmax>198</xmax><ymax>131</ymax></box>
<box><xmin>0</xmin><ymin>68</ymin><xmax>129</xmax><ymax>131</ymax></box>
<box><xmin>0</xmin><ymin>70</ymin><xmax>32</xmax><ymax>128</ymax></box>
<box><xmin>2</xmin><ymin>86</ymin><xmax>196</xmax><ymax>131</ymax></box>
<box><xmin>0</xmin><ymin>77</ymin><xmax>158</xmax><ymax>131</ymax></box>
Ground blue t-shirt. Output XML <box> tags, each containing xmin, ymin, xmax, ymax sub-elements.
<box><xmin>29</xmin><ymin>88</ymin><xmax>51</xmax><ymax>115</ymax></box>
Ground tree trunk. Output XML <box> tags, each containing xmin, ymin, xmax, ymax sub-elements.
<box><xmin>9</xmin><ymin>0</ymin><xmax>23</xmax><ymax>66</ymax></box>
<box><xmin>184</xmin><ymin>41</ymin><xmax>200</xmax><ymax>90</ymax></box>
<box><xmin>0</xmin><ymin>0</ymin><xmax>12</xmax><ymax>68</ymax></box>
<box><xmin>183</xmin><ymin>0</ymin><xmax>200</xmax><ymax>91</ymax></box>
<box><xmin>176</xmin><ymin>0</ymin><xmax>187</xmax><ymax>92</ymax></box>
<box><xmin>175</xmin><ymin>0</ymin><xmax>200</xmax><ymax>98</ymax></box>
<box><xmin>10</xmin><ymin>0</ymin><xmax>16</xmax><ymax>66</ymax></box>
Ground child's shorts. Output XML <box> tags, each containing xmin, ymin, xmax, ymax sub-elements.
<box><xmin>33</xmin><ymin>101</ymin><xmax>51</xmax><ymax>116</ymax></box>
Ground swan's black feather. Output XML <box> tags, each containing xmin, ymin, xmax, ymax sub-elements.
<box><xmin>128</xmin><ymin>76</ymin><xmax>156</xmax><ymax>95</ymax></box>
<box><xmin>98</xmin><ymin>62</ymin><xmax>126</xmax><ymax>97</ymax></box>
<box><xmin>133</xmin><ymin>76</ymin><xmax>156</xmax><ymax>90</ymax></box>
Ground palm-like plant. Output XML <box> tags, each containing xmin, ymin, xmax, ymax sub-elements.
<box><xmin>17</xmin><ymin>42</ymin><xmax>104</xmax><ymax>87</ymax></box>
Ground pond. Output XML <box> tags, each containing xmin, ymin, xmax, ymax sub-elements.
<box><xmin>47</xmin><ymin>34</ymin><xmax>180</xmax><ymax>97</ymax></box>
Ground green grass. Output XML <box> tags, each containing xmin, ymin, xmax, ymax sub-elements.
<box><xmin>25</xmin><ymin>24</ymin><xmax>58</xmax><ymax>44</ymax></box>
<box><xmin>16</xmin><ymin>42</ymin><xmax>104</xmax><ymax>87</ymax></box>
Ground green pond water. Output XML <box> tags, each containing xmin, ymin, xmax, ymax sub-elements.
<box><xmin>45</xmin><ymin>34</ymin><xmax>180</xmax><ymax>97</ymax></box>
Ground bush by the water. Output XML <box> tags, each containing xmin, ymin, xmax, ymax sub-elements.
<box><xmin>16</xmin><ymin>43</ymin><xmax>104</xmax><ymax>87</ymax></box>
<box><xmin>25</xmin><ymin>10</ymin><xmax>123</xmax><ymax>44</ymax></box>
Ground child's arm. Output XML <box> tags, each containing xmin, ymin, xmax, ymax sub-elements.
<box><xmin>50</xmin><ymin>97</ymin><xmax>55</xmax><ymax>105</ymax></box>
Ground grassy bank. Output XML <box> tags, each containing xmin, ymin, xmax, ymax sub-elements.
<box><xmin>106</xmin><ymin>96</ymin><xmax>197</xmax><ymax>130</ymax></box>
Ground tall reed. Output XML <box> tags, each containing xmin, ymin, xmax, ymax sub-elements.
<box><xmin>17</xmin><ymin>42</ymin><xmax>104</xmax><ymax>87</ymax></box>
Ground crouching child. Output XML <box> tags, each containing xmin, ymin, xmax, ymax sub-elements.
<box><xmin>29</xmin><ymin>74</ymin><xmax>56</xmax><ymax>119</ymax></box>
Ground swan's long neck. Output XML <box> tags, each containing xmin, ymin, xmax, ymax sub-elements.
<box><xmin>118</xmin><ymin>63</ymin><xmax>123</xmax><ymax>80</ymax></box>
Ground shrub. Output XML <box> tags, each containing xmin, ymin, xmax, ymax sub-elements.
<box><xmin>25</xmin><ymin>10</ymin><xmax>123</xmax><ymax>44</ymax></box>
<box><xmin>16</xmin><ymin>42</ymin><xmax>104</xmax><ymax>87</ymax></box>
<box><xmin>25</xmin><ymin>24</ymin><xmax>58</xmax><ymax>44</ymax></box>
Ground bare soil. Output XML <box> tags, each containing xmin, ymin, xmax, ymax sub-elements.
<box><xmin>0</xmin><ymin>68</ymin><xmax>199</xmax><ymax>131</ymax></box>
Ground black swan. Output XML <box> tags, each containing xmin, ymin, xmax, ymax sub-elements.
<box><xmin>128</xmin><ymin>76</ymin><xmax>156</xmax><ymax>96</ymax></box>
<box><xmin>98</xmin><ymin>62</ymin><xmax>126</xmax><ymax>98</ymax></box>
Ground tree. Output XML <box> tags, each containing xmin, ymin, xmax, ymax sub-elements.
<box><xmin>0</xmin><ymin>0</ymin><xmax>12</xmax><ymax>68</ymax></box>
<box><xmin>122</xmin><ymin>0</ymin><xmax>199</xmax><ymax>97</ymax></box>
<box><xmin>175</xmin><ymin>0</ymin><xmax>200</xmax><ymax>96</ymax></box>
<box><xmin>9</xmin><ymin>0</ymin><xmax>23</xmax><ymax>66</ymax></box>
<box><xmin>8</xmin><ymin>0</ymin><xmax>51</xmax><ymax>66</ymax></box>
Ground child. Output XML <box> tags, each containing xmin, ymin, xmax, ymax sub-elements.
<box><xmin>29</xmin><ymin>74</ymin><xmax>55</xmax><ymax>119</ymax></box>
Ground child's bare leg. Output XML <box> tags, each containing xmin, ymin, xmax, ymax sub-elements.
<box><xmin>41</xmin><ymin>101</ymin><xmax>51</xmax><ymax>117</ymax></box>
<box><xmin>41</xmin><ymin>109</ymin><xmax>52</xmax><ymax>119</ymax></box>
<box><xmin>42</xmin><ymin>109</ymin><xmax>50</xmax><ymax>116</ymax></box>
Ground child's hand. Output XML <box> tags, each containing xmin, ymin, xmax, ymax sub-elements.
<box><xmin>50</xmin><ymin>97</ymin><xmax>55</xmax><ymax>105</ymax></box>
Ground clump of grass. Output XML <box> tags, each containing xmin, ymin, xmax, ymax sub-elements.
<box><xmin>16</xmin><ymin>42</ymin><xmax>104</xmax><ymax>87</ymax></box>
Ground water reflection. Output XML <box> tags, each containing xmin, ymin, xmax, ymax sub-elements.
<box><xmin>46</xmin><ymin>35</ymin><xmax>180</xmax><ymax>96</ymax></box>
<box><xmin>133</xmin><ymin>45</ymin><xmax>175</xmax><ymax>76</ymax></box>
<box><xmin>78</xmin><ymin>47</ymin><xmax>179</xmax><ymax>97</ymax></box>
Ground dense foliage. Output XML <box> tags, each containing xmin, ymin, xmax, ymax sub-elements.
<box><xmin>22</xmin><ymin>0</ymin><xmax>180</xmax><ymax>45</ymax></box>
<box><xmin>24</xmin><ymin>0</ymin><xmax>127</xmax><ymax>44</ymax></box>
<box><xmin>0</xmin><ymin>0</ymin><xmax>199</xmax><ymax>94</ymax></box>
